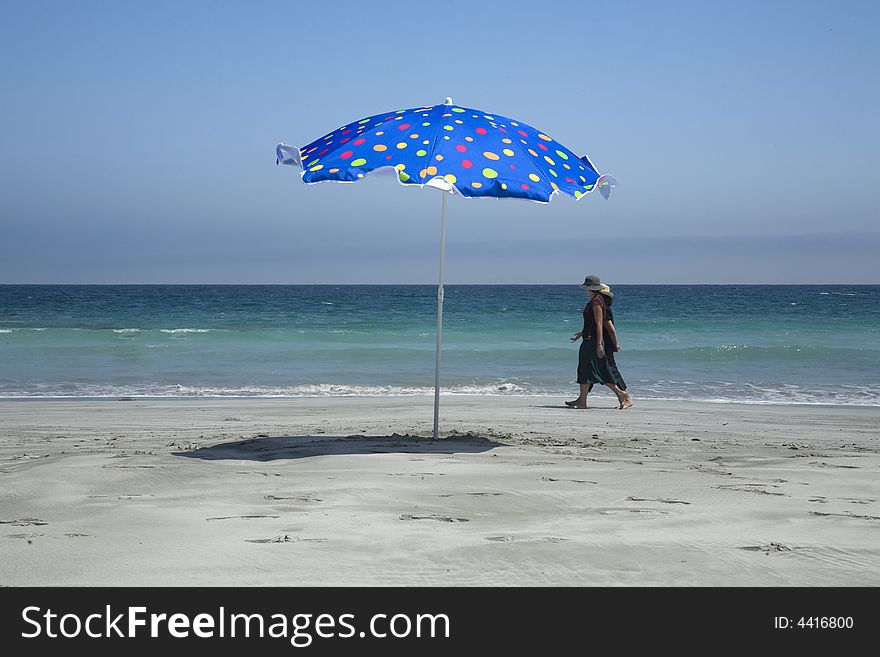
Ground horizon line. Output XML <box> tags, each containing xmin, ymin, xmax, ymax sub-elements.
<box><xmin>2</xmin><ymin>282</ymin><xmax>878</xmax><ymax>287</ymax></box>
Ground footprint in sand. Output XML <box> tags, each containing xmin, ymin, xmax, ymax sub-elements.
<box><xmin>245</xmin><ymin>534</ymin><xmax>328</xmax><ymax>544</ymax></box>
<box><xmin>206</xmin><ymin>515</ymin><xmax>280</xmax><ymax>522</ymax></box>
<box><xmin>541</xmin><ymin>477</ymin><xmax>598</xmax><ymax>484</ymax></box>
<box><xmin>597</xmin><ymin>507</ymin><xmax>669</xmax><ymax>516</ymax></box>
<box><xmin>626</xmin><ymin>496</ymin><xmax>691</xmax><ymax>505</ymax></box>
<box><xmin>739</xmin><ymin>542</ymin><xmax>793</xmax><ymax>553</ymax></box>
<box><xmin>437</xmin><ymin>492</ymin><xmax>502</xmax><ymax>498</ymax></box>
<box><xmin>264</xmin><ymin>494</ymin><xmax>323</xmax><ymax>502</ymax></box>
<box><xmin>0</xmin><ymin>518</ymin><xmax>48</xmax><ymax>526</ymax></box>
<box><xmin>810</xmin><ymin>511</ymin><xmax>880</xmax><ymax>521</ymax></box>
<box><xmin>399</xmin><ymin>514</ymin><xmax>469</xmax><ymax>523</ymax></box>
<box><xmin>715</xmin><ymin>484</ymin><xmax>786</xmax><ymax>496</ymax></box>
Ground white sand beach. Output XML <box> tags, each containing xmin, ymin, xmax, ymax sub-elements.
<box><xmin>1</xmin><ymin>396</ymin><xmax>878</xmax><ymax>586</ymax></box>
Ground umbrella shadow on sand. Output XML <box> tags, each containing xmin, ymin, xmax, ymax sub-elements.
<box><xmin>173</xmin><ymin>433</ymin><xmax>500</xmax><ymax>462</ymax></box>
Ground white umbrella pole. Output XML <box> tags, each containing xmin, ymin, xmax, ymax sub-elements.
<box><xmin>433</xmin><ymin>191</ymin><xmax>448</xmax><ymax>440</ymax></box>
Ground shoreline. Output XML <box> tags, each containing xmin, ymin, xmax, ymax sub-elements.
<box><xmin>1</xmin><ymin>397</ymin><xmax>878</xmax><ymax>586</ymax></box>
<box><xmin>1</xmin><ymin>394</ymin><xmax>877</xmax><ymax>408</ymax></box>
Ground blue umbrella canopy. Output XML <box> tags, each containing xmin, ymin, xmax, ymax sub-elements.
<box><xmin>277</xmin><ymin>98</ymin><xmax>616</xmax><ymax>202</ymax></box>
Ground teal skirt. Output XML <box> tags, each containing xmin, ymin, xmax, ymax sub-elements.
<box><xmin>577</xmin><ymin>338</ymin><xmax>627</xmax><ymax>388</ymax></box>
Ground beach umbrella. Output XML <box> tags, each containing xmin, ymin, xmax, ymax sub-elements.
<box><xmin>276</xmin><ymin>98</ymin><xmax>617</xmax><ymax>439</ymax></box>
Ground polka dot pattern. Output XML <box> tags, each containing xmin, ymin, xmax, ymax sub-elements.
<box><xmin>292</xmin><ymin>102</ymin><xmax>604</xmax><ymax>202</ymax></box>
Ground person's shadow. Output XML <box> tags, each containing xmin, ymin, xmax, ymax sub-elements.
<box><xmin>173</xmin><ymin>433</ymin><xmax>500</xmax><ymax>462</ymax></box>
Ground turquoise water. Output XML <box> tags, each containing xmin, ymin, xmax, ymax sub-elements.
<box><xmin>1</xmin><ymin>285</ymin><xmax>878</xmax><ymax>405</ymax></box>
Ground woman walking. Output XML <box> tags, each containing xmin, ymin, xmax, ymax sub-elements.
<box><xmin>566</xmin><ymin>274</ymin><xmax>633</xmax><ymax>409</ymax></box>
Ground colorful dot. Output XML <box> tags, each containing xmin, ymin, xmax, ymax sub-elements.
<box><xmin>544</xmin><ymin>156</ymin><xmax>555</xmax><ymax>165</ymax></box>
<box><xmin>538</xmin><ymin>133</ymin><xmax>552</xmax><ymax>141</ymax></box>
<box><xmin>340</xmin><ymin>151</ymin><xmax>354</xmax><ymax>159</ymax></box>
<box><xmin>444</xmin><ymin>174</ymin><xmax>457</xmax><ymax>183</ymax></box>
<box><xmin>398</xmin><ymin>123</ymin><xmax>411</xmax><ymax>130</ymax></box>
<box><xmin>528</xmin><ymin>173</ymin><xmax>540</xmax><ymax>182</ymax></box>
<box><xmin>422</xmin><ymin>122</ymin><xmax>431</xmax><ymax>126</ymax></box>
<box><xmin>585</xmin><ymin>184</ymin><xmax>594</xmax><ymax>190</ymax></box>
<box><xmin>307</xmin><ymin>158</ymin><xmax>319</xmax><ymax>167</ymax></box>
<box><xmin>452</xmin><ymin>107</ymin><xmax>466</xmax><ymax>113</ymax></box>
<box><xmin>454</xmin><ymin>120</ymin><xmax>463</xmax><ymax>124</ymax></box>
<box><xmin>376</xmin><ymin>131</ymin><xmax>385</xmax><ymax>136</ymax></box>
<box><xmin>420</xmin><ymin>169</ymin><xmax>428</xmax><ymax>178</ymax></box>
<box><xmin>309</xmin><ymin>164</ymin><xmax>323</xmax><ymax>171</ymax></box>
<box><xmin>502</xmin><ymin>149</ymin><xmax>515</xmax><ymax>157</ymax></box>
<box><xmin>502</xmin><ymin>138</ymin><xmax>513</xmax><ymax>144</ymax></box>
<box><xmin>555</xmin><ymin>150</ymin><xmax>569</xmax><ymax>160</ymax></box>
<box><xmin>455</xmin><ymin>144</ymin><xmax>467</xmax><ymax>152</ymax></box>
<box><xmin>422</xmin><ymin>140</ymin><xmax>430</xmax><ymax>145</ymax></box>
<box><xmin>351</xmin><ymin>158</ymin><xmax>367</xmax><ymax>166</ymax></box>
<box><xmin>482</xmin><ymin>167</ymin><xmax>498</xmax><ymax>179</ymax></box>
<box><xmin>353</xmin><ymin>138</ymin><xmax>366</xmax><ymax>146</ymax></box>
<box><xmin>517</xmin><ymin>130</ymin><xmax>528</xmax><ymax>137</ymax></box>
<box><xmin>537</xmin><ymin>143</ymin><xmax>548</xmax><ymax>151</ymax></box>
<box><xmin>329</xmin><ymin>168</ymin><xmax>339</xmax><ymax>173</ymax></box>
<box><xmin>416</xmin><ymin>149</ymin><xmax>427</xmax><ymax>156</ymax></box>
<box><xmin>399</xmin><ymin>171</ymin><xmax>411</xmax><ymax>181</ymax></box>
<box><xmin>426</xmin><ymin>165</ymin><xmax>438</xmax><ymax>175</ymax></box>
<box><xmin>549</xmin><ymin>169</ymin><xmax>558</xmax><ymax>177</ymax></box>
<box><xmin>483</xmin><ymin>115</ymin><xmax>495</xmax><ymax>120</ymax></box>
<box><xmin>409</xmin><ymin>134</ymin><xmax>419</xmax><ymax>139</ymax></box>
<box><xmin>472</xmin><ymin>182</ymin><xmax>483</xmax><ymax>188</ymax></box>
<box><xmin>551</xmin><ymin>182</ymin><xmax>560</xmax><ymax>191</ymax></box>
<box><xmin>501</xmin><ymin>183</ymin><xmax>507</xmax><ymax>189</ymax></box>
<box><xmin>527</xmin><ymin>149</ymin><xmax>538</xmax><ymax>157</ymax></box>
<box><xmin>461</xmin><ymin>159</ymin><xmax>473</xmax><ymax>168</ymax></box>
<box><xmin>443</xmin><ymin>125</ymin><xmax>454</xmax><ymax>131</ymax></box>
<box><xmin>574</xmin><ymin>190</ymin><xmax>583</xmax><ymax>199</ymax></box>
<box><xmin>373</xmin><ymin>144</ymin><xmax>388</xmax><ymax>152</ymax></box>
<box><xmin>358</xmin><ymin>119</ymin><xmax>370</xmax><ymax>124</ymax></box>
<box><xmin>396</xmin><ymin>142</ymin><xmax>407</xmax><ymax>149</ymax></box>
<box><xmin>521</xmin><ymin>183</ymin><xmax>529</xmax><ymax>190</ymax></box>
<box><xmin>395</xmin><ymin>163</ymin><xmax>406</xmax><ymax>170</ymax></box>
<box><xmin>435</xmin><ymin>154</ymin><xmax>444</xmax><ymax>161</ymax></box>
<box><xmin>465</xmin><ymin>136</ymin><xmax>474</xmax><ymax>142</ymax></box>
<box><xmin>483</xmin><ymin>152</ymin><xmax>500</xmax><ymax>160</ymax></box>
<box><xmin>475</xmin><ymin>127</ymin><xmax>488</xmax><ymax>135</ymax></box>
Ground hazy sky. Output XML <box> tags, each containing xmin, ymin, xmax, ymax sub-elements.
<box><xmin>1</xmin><ymin>0</ymin><xmax>877</xmax><ymax>284</ymax></box>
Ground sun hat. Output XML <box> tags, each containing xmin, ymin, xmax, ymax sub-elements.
<box><xmin>579</xmin><ymin>274</ymin><xmax>603</xmax><ymax>291</ymax></box>
<box><xmin>598</xmin><ymin>283</ymin><xmax>613</xmax><ymax>299</ymax></box>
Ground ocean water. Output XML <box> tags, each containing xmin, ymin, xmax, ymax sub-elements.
<box><xmin>0</xmin><ymin>285</ymin><xmax>878</xmax><ymax>406</ymax></box>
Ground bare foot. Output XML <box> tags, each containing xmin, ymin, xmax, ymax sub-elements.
<box><xmin>564</xmin><ymin>399</ymin><xmax>582</xmax><ymax>407</ymax></box>
<box><xmin>618</xmin><ymin>394</ymin><xmax>634</xmax><ymax>410</ymax></box>
<box><xmin>565</xmin><ymin>400</ymin><xmax>588</xmax><ymax>409</ymax></box>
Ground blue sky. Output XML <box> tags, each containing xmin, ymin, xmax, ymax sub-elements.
<box><xmin>1</xmin><ymin>0</ymin><xmax>878</xmax><ymax>283</ymax></box>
